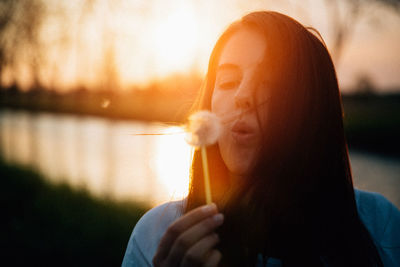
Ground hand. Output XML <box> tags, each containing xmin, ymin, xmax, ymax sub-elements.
<box><xmin>152</xmin><ymin>203</ymin><xmax>224</xmax><ymax>267</ymax></box>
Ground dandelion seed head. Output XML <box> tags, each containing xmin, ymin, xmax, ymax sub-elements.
<box><xmin>185</xmin><ymin>110</ymin><xmax>221</xmax><ymax>147</ymax></box>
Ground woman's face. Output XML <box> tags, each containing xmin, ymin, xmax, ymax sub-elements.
<box><xmin>211</xmin><ymin>27</ymin><xmax>269</xmax><ymax>179</ymax></box>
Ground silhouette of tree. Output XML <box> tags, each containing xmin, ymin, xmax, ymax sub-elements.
<box><xmin>0</xmin><ymin>0</ymin><xmax>17</xmax><ymax>79</ymax></box>
<box><xmin>324</xmin><ymin>0</ymin><xmax>400</xmax><ymax>64</ymax></box>
<box><xmin>0</xmin><ymin>0</ymin><xmax>47</xmax><ymax>89</ymax></box>
<box><xmin>355</xmin><ymin>74</ymin><xmax>377</xmax><ymax>95</ymax></box>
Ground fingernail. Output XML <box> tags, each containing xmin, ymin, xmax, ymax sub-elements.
<box><xmin>202</xmin><ymin>203</ymin><xmax>216</xmax><ymax>213</ymax></box>
<box><xmin>213</xmin><ymin>213</ymin><xmax>224</xmax><ymax>224</ymax></box>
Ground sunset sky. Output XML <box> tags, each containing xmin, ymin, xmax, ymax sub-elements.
<box><xmin>2</xmin><ymin>0</ymin><xmax>400</xmax><ymax>93</ymax></box>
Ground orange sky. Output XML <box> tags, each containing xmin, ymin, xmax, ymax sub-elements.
<box><xmin>2</xmin><ymin>0</ymin><xmax>400</xmax><ymax>93</ymax></box>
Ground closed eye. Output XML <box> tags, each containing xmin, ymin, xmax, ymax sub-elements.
<box><xmin>218</xmin><ymin>81</ymin><xmax>240</xmax><ymax>90</ymax></box>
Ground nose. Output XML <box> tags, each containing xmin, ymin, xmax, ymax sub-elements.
<box><xmin>234</xmin><ymin>83</ymin><xmax>253</xmax><ymax>110</ymax></box>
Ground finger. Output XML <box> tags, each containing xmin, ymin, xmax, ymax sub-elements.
<box><xmin>203</xmin><ymin>250</ymin><xmax>222</xmax><ymax>267</ymax></box>
<box><xmin>181</xmin><ymin>233</ymin><xmax>220</xmax><ymax>267</ymax></box>
<box><xmin>166</xmin><ymin>213</ymin><xmax>224</xmax><ymax>266</ymax></box>
<box><xmin>153</xmin><ymin>203</ymin><xmax>218</xmax><ymax>264</ymax></box>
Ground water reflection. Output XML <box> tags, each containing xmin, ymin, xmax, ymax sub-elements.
<box><xmin>350</xmin><ymin>150</ymin><xmax>400</xmax><ymax>208</ymax></box>
<box><xmin>0</xmin><ymin>110</ymin><xmax>191</xmax><ymax>206</ymax></box>
<box><xmin>1</xmin><ymin>109</ymin><xmax>399</xmax><ymax>208</ymax></box>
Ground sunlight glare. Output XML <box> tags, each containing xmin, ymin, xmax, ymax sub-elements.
<box><xmin>154</xmin><ymin>126</ymin><xmax>192</xmax><ymax>200</ymax></box>
<box><xmin>150</xmin><ymin>3</ymin><xmax>199</xmax><ymax>76</ymax></box>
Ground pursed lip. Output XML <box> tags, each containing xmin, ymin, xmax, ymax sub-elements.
<box><xmin>231</xmin><ymin>121</ymin><xmax>256</xmax><ymax>144</ymax></box>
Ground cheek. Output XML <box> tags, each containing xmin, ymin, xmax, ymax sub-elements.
<box><xmin>211</xmin><ymin>92</ymin><xmax>220</xmax><ymax>115</ymax></box>
<box><xmin>217</xmin><ymin>126</ymin><xmax>261</xmax><ymax>176</ymax></box>
<box><xmin>218</xmin><ymin>137</ymin><xmax>258</xmax><ymax>176</ymax></box>
<box><xmin>211</xmin><ymin>90</ymin><xmax>232</xmax><ymax>116</ymax></box>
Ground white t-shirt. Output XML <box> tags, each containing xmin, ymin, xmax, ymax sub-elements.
<box><xmin>122</xmin><ymin>189</ymin><xmax>400</xmax><ymax>266</ymax></box>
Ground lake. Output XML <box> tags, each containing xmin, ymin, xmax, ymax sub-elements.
<box><xmin>1</xmin><ymin>109</ymin><xmax>399</xmax><ymax>208</ymax></box>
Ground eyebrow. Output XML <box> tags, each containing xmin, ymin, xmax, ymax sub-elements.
<box><xmin>216</xmin><ymin>63</ymin><xmax>240</xmax><ymax>73</ymax></box>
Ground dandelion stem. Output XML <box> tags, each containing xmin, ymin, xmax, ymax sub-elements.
<box><xmin>201</xmin><ymin>146</ymin><xmax>212</xmax><ymax>204</ymax></box>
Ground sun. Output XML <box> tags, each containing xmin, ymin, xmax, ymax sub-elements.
<box><xmin>150</xmin><ymin>3</ymin><xmax>199</xmax><ymax>76</ymax></box>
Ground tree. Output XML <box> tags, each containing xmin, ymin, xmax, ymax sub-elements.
<box><xmin>0</xmin><ymin>0</ymin><xmax>47</xmax><ymax>89</ymax></box>
<box><xmin>324</xmin><ymin>0</ymin><xmax>400</xmax><ymax>64</ymax></box>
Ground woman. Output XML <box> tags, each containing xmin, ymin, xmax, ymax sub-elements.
<box><xmin>122</xmin><ymin>11</ymin><xmax>400</xmax><ymax>266</ymax></box>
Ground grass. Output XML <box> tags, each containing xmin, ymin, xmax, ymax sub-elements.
<box><xmin>0</xmin><ymin>160</ymin><xmax>149</xmax><ymax>266</ymax></box>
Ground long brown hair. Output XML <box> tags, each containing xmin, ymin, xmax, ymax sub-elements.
<box><xmin>184</xmin><ymin>11</ymin><xmax>383</xmax><ymax>266</ymax></box>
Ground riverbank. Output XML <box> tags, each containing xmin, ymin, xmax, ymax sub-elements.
<box><xmin>1</xmin><ymin>160</ymin><xmax>149</xmax><ymax>266</ymax></box>
<box><xmin>1</xmin><ymin>86</ymin><xmax>399</xmax><ymax>158</ymax></box>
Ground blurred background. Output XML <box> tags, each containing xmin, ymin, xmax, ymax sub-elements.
<box><xmin>1</xmin><ymin>0</ymin><xmax>399</xmax><ymax>265</ymax></box>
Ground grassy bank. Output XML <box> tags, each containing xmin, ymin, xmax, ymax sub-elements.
<box><xmin>342</xmin><ymin>93</ymin><xmax>400</xmax><ymax>158</ymax></box>
<box><xmin>1</xmin><ymin>87</ymin><xmax>400</xmax><ymax>157</ymax></box>
<box><xmin>1</xmin><ymin>160</ymin><xmax>149</xmax><ymax>266</ymax></box>
<box><xmin>0</xmin><ymin>78</ymin><xmax>199</xmax><ymax>123</ymax></box>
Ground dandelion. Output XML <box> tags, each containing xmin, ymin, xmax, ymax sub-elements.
<box><xmin>185</xmin><ymin>110</ymin><xmax>221</xmax><ymax>204</ymax></box>
<box><xmin>185</xmin><ymin>110</ymin><xmax>221</xmax><ymax>147</ymax></box>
